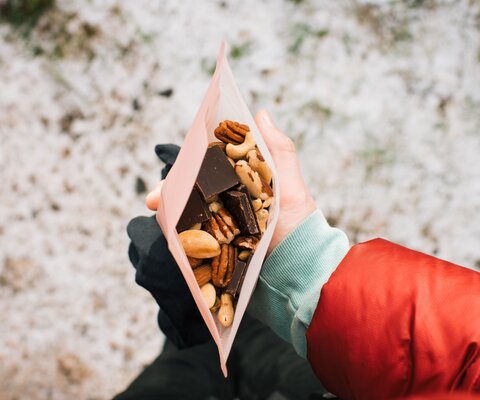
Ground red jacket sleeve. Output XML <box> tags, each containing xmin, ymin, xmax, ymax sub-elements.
<box><xmin>306</xmin><ymin>238</ymin><xmax>480</xmax><ymax>400</ymax></box>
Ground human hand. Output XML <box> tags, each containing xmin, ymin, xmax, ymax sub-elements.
<box><xmin>145</xmin><ymin>110</ymin><xmax>317</xmax><ymax>254</ymax></box>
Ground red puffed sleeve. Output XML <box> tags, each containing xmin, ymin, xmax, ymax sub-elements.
<box><xmin>306</xmin><ymin>239</ymin><xmax>480</xmax><ymax>400</ymax></box>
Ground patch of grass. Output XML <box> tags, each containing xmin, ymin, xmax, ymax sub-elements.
<box><xmin>354</xmin><ymin>3</ymin><xmax>414</xmax><ymax>50</ymax></box>
<box><xmin>230</xmin><ymin>40</ymin><xmax>252</xmax><ymax>59</ymax></box>
<box><xmin>201</xmin><ymin>58</ymin><xmax>216</xmax><ymax>76</ymax></box>
<box><xmin>299</xmin><ymin>100</ymin><xmax>333</xmax><ymax>120</ymax></box>
<box><xmin>360</xmin><ymin>145</ymin><xmax>395</xmax><ymax>178</ymax></box>
<box><xmin>289</xmin><ymin>24</ymin><xmax>328</xmax><ymax>55</ymax></box>
<box><xmin>0</xmin><ymin>0</ymin><xmax>54</xmax><ymax>36</ymax></box>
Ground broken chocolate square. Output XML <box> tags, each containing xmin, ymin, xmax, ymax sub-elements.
<box><xmin>221</xmin><ymin>189</ymin><xmax>260</xmax><ymax>235</ymax></box>
<box><xmin>176</xmin><ymin>186</ymin><xmax>211</xmax><ymax>232</ymax></box>
<box><xmin>195</xmin><ymin>146</ymin><xmax>239</xmax><ymax>202</ymax></box>
<box><xmin>226</xmin><ymin>253</ymin><xmax>252</xmax><ymax>299</ymax></box>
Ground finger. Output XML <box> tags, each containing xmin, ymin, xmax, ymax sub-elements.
<box><xmin>255</xmin><ymin>109</ymin><xmax>311</xmax><ymax>202</ymax></box>
<box><xmin>145</xmin><ymin>181</ymin><xmax>163</xmax><ymax>211</ymax></box>
<box><xmin>255</xmin><ymin>109</ymin><xmax>296</xmax><ymax>154</ymax></box>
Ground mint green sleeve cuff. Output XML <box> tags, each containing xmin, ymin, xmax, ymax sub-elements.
<box><xmin>247</xmin><ymin>209</ymin><xmax>349</xmax><ymax>358</ymax></box>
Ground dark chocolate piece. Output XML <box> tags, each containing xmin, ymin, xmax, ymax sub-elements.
<box><xmin>221</xmin><ymin>190</ymin><xmax>260</xmax><ymax>235</ymax></box>
<box><xmin>176</xmin><ymin>187</ymin><xmax>211</xmax><ymax>232</ymax></box>
<box><xmin>238</xmin><ymin>253</ymin><xmax>253</xmax><ymax>294</ymax></box>
<box><xmin>226</xmin><ymin>260</ymin><xmax>247</xmax><ymax>298</ymax></box>
<box><xmin>195</xmin><ymin>146</ymin><xmax>239</xmax><ymax>202</ymax></box>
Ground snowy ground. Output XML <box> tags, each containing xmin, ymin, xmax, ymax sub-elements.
<box><xmin>0</xmin><ymin>0</ymin><xmax>479</xmax><ymax>399</ymax></box>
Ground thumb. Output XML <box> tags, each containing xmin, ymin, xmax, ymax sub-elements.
<box><xmin>255</xmin><ymin>109</ymin><xmax>296</xmax><ymax>155</ymax></box>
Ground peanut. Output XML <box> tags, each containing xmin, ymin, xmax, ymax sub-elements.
<box><xmin>246</xmin><ymin>149</ymin><xmax>272</xmax><ymax>184</ymax></box>
<box><xmin>217</xmin><ymin>293</ymin><xmax>234</xmax><ymax>327</ymax></box>
<box><xmin>256</xmin><ymin>209</ymin><xmax>269</xmax><ymax>234</ymax></box>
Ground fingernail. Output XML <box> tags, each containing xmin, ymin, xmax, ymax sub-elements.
<box><xmin>260</xmin><ymin>110</ymin><xmax>274</xmax><ymax>127</ymax></box>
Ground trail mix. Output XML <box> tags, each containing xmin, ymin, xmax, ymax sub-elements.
<box><xmin>177</xmin><ymin>120</ymin><xmax>273</xmax><ymax>327</ymax></box>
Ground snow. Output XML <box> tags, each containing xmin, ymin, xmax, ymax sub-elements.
<box><xmin>0</xmin><ymin>0</ymin><xmax>479</xmax><ymax>398</ymax></box>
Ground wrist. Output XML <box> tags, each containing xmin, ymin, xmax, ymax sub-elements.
<box><xmin>249</xmin><ymin>209</ymin><xmax>350</xmax><ymax>357</ymax></box>
<box><xmin>268</xmin><ymin>195</ymin><xmax>317</xmax><ymax>254</ymax></box>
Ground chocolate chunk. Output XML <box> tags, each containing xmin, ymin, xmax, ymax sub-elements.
<box><xmin>226</xmin><ymin>260</ymin><xmax>247</xmax><ymax>298</ymax></box>
<box><xmin>226</xmin><ymin>253</ymin><xmax>252</xmax><ymax>298</ymax></box>
<box><xmin>195</xmin><ymin>146</ymin><xmax>239</xmax><ymax>202</ymax></box>
<box><xmin>176</xmin><ymin>187</ymin><xmax>211</xmax><ymax>232</ymax></box>
<box><xmin>221</xmin><ymin>190</ymin><xmax>260</xmax><ymax>235</ymax></box>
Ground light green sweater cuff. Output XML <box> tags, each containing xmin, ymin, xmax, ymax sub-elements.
<box><xmin>248</xmin><ymin>209</ymin><xmax>349</xmax><ymax>357</ymax></box>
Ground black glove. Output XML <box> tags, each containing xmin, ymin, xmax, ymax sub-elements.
<box><xmin>127</xmin><ymin>144</ymin><xmax>211</xmax><ymax>348</ymax></box>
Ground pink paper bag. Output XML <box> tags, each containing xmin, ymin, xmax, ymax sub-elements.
<box><xmin>156</xmin><ymin>42</ymin><xmax>280</xmax><ymax>377</ymax></box>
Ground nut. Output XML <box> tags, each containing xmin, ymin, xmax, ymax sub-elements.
<box><xmin>235</xmin><ymin>160</ymin><xmax>272</xmax><ymax>200</ymax></box>
<box><xmin>213</xmin><ymin>214</ymin><xmax>235</xmax><ymax>243</ymax></box>
<box><xmin>188</xmin><ymin>256</ymin><xmax>202</xmax><ymax>268</ymax></box>
<box><xmin>238</xmin><ymin>250</ymin><xmax>251</xmax><ymax>261</ymax></box>
<box><xmin>214</xmin><ymin>120</ymin><xmax>249</xmax><ymax>144</ymax></box>
<box><xmin>208</xmin><ymin>141</ymin><xmax>226</xmax><ymax>152</ymax></box>
<box><xmin>218</xmin><ymin>293</ymin><xmax>234</xmax><ymax>327</ymax></box>
<box><xmin>200</xmin><ymin>283</ymin><xmax>217</xmax><ymax>309</ymax></box>
<box><xmin>193</xmin><ymin>264</ymin><xmax>212</xmax><ymax>287</ymax></box>
<box><xmin>247</xmin><ymin>148</ymin><xmax>272</xmax><ymax>184</ymax></box>
<box><xmin>208</xmin><ymin>201</ymin><xmax>223</xmax><ymax>213</ymax></box>
<box><xmin>256</xmin><ymin>209</ymin><xmax>269</xmax><ymax>234</ymax></box>
<box><xmin>189</xmin><ymin>223</ymin><xmax>202</xmax><ymax>230</ymax></box>
<box><xmin>207</xmin><ymin>194</ymin><xmax>219</xmax><ymax>203</ymax></box>
<box><xmin>217</xmin><ymin>208</ymin><xmax>240</xmax><ymax>237</ymax></box>
<box><xmin>204</xmin><ymin>208</ymin><xmax>240</xmax><ymax>244</ymax></box>
<box><xmin>262</xmin><ymin>197</ymin><xmax>272</xmax><ymax>209</ymax></box>
<box><xmin>210</xmin><ymin>296</ymin><xmax>221</xmax><ymax>312</ymax></box>
<box><xmin>202</xmin><ymin>217</ymin><xmax>228</xmax><ymax>244</ymax></box>
<box><xmin>251</xmin><ymin>198</ymin><xmax>263</xmax><ymax>212</ymax></box>
<box><xmin>233</xmin><ymin>236</ymin><xmax>260</xmax><ymax>251</ymax></box>
<box><xmin>226</xmin><ymin>131</ymin><xmax>256</xmax><ymax>160</ymax></box>
<box><xmin>211</xmin><ymin>244</ymin><xmax>236</xmax><ymax>287</ymax></box>
<box><xmin>227</xmin><ymin>156</ymin><xmax>236</xmax><ymax>168</ymax></box>
<box><xmin>179</xmin><ymin>230</ymin><xmax>221</xmax><ymax>258</ymax></box>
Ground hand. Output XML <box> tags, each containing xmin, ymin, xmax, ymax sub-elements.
<box><xmin>145</xmin><ymin>110</ymin><xmax>317</xmax><ymax>254</ymax></box>
<box><xmin>254</xmin><ymin>109</ymin><xmax>317</xmax><ymax>253</ymax></box>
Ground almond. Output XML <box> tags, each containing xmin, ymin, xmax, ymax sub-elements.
<box><xmin>179</xmin><ymin>229</ymin><xmax>221</xmax><ymax>258</ymax></box>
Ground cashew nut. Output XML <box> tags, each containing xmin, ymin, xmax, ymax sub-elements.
<box><xmin>217</xmin><ymin>293</ymin><xmax>234</xmax><ymax>327</ymax></box>
<box><xmin>251</xmin><ymin>198</ymin><xmax>263</xmax><ymax>211</ymax></box>
<box><xmin>226</xmin><ymin>131</ymin><xmax>256</xmax><ymax>160</ymax></box>
<box><xmin>255</xmin><ymin>209</ymin><xmax>269</xmax><ymax>234</ymax></box>
<box><xmin>262</xmin><ymin>197</ymin><xmax>272</xmax><ymax>209</ymax></box>
<box><xmin>246</xmin><ymin>149</ymin><xmax>272</xmax><ymax>185</ymax></box>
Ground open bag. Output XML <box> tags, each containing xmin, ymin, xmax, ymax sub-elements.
<box><xmin>156</xmin><ymin>43</ymin><xmax>280</xmax><ymax>376</ymax></box>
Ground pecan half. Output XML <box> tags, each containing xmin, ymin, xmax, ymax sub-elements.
<box><xmin>214</xmin><ymin>120</ymin><xmax>249</xmax><ymax>144</ymax></box>
<box><xmin>233</xmin><ymin>236</ymin><xmax>260</xmax><ymax>251</ymax></box>
<box><xmin>202</xmin><ymin>217</ymin><xmax>228</xmax><ymax>244</ymax></box>
<box><xmin>205</xmin><ymin>208</ymin><xmax>240</xmax><ymax>244</ymax></box>
<box><xmin>211</xmin><ymin>244</ymin><xmax>236</xmax><ymax>287</ymax></box>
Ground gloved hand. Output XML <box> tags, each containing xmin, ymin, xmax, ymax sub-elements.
<box><xmin>127</xmin><ymin>144</ymin><xmax>210</xmax><ymax>348</ymax></box>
